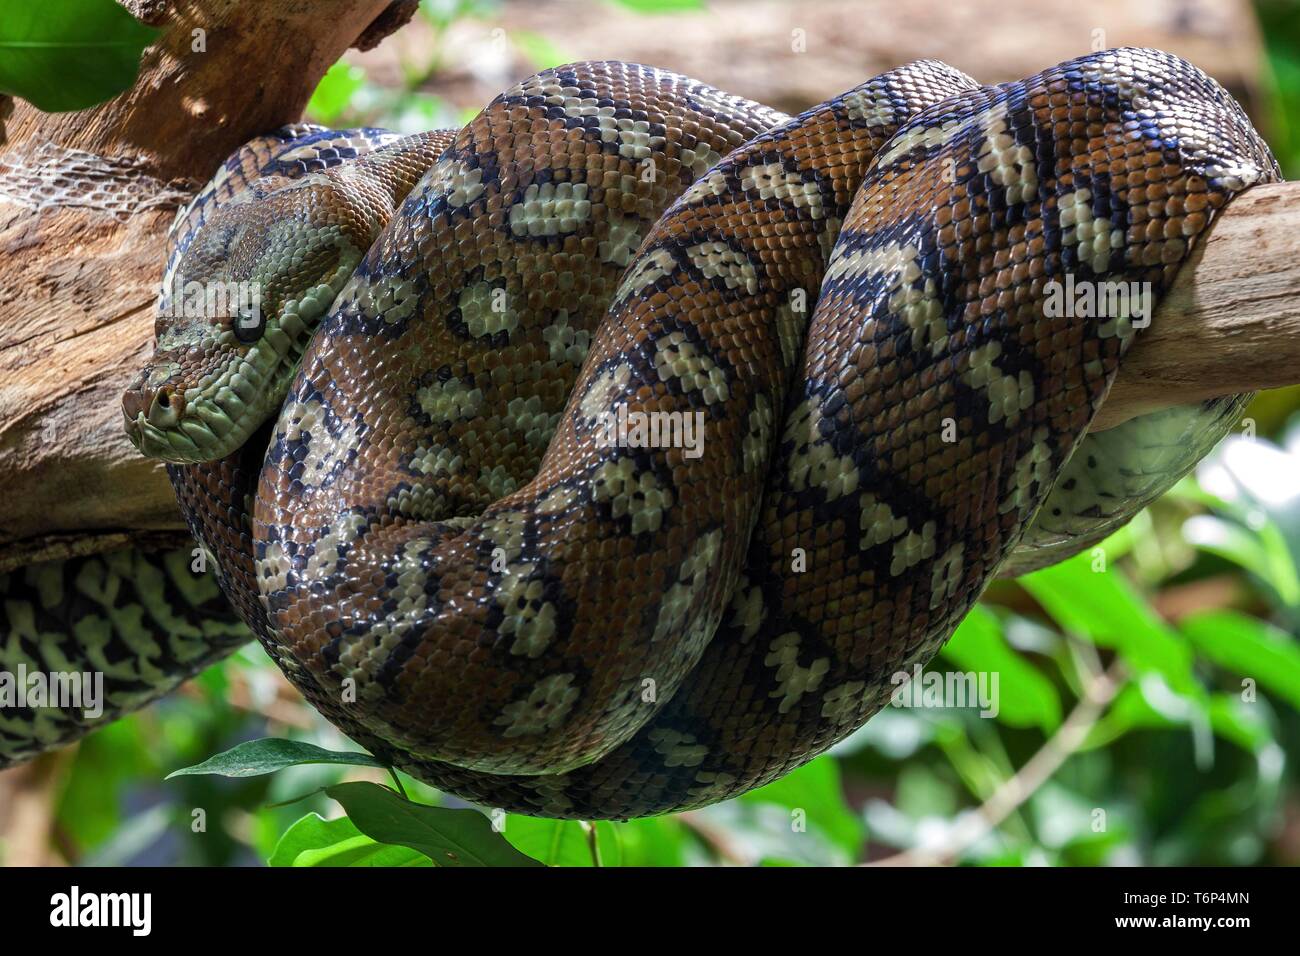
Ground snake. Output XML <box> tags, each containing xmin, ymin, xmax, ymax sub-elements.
<box><xmin>3</xmin><ymin>49</ymin><xmax>1278</xmax><ymax>820</ymax></box>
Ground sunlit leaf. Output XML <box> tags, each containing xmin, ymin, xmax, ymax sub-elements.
<box><xmin>603</xmin><ymin>817</ymin><xmax>687</xmax><ymax>866</ymax></box>
<box><xmin>1095</xmin><ymin>522</ymin><xmax>1137</xmax><ymax>562</ymax></box>
<box><xmin>325</xmin><ymin>782</ymin><xmax>544</xmax><ymax>867</ymax></box>
<box><xmin>306</xmin><ymin>62</ymin><xmax>367</xmax><ymax>125</ymax></box>
<box><xmin>56</xmin><ymin>718</ymin><xmax>150</xmax><ymax>849</ymax></box>
<box><xmin>511</xmin><ymin>30</ymin><xmax>568</xmax><ymax>70</ymax></box>
<box><xmin>269</xmin><ymin>812</ymin><xmax>430</xmax><ymax>867</ymax></box>
<box><xmin>944</xmin><ymin>605</ymin><xmax>1062</xmax><ymax>730</ymax></box>
<box><xmin>1205</xmin><ymin>694</ymin><xmax>1275</xmax><ymax>755</ymax></box>
<box><xmin>607</xmin><ymin>0</ymin><xmax>705</xmax><ymax>12</ymax></box>
<box><xmin>741</xmin><ymin>757</ymin><xmax>864</xmax><ymax>858</ymax></box>
<box><xmin>166</xmin><ymin>737</ymin><xmax>386</xmax><ymax>779</ymax></box>
<box><xmin>1184</xmin><ymin>514</ymin><xmax>1300</xmax><ymax>606</ymax></box>
<box><xmin>500</xmin><ymin>817</ymin><xmax>615</xmax><ymax>866</ymax></box>
<box><xmin>1020</xmin><ymin>555</ymin><xmax>1198</xmax><ymax>696</ymax></box>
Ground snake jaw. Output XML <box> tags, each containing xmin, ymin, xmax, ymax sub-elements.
<box><xmin>123</xmin><ymin>313</ymin><xmax>303</xmax><ymax>463</ymax></box>
<box><xmin>123</xmin><ymin>169</ymin><xmax>374</xmax><ymax>464</ymax></box>
<box><xmin>128</xmin><ymin>272</ymin><xmax>346</xmax><ymax>464</ymax></box>
<box><xmin>126</xmin><ymin>256</ymin><xmax>363</xmax><ymax>463</ymax></box>
<box><xmin>124</xmin><ymin>348</ymin><xmax>286</xmax><ymax>464</ymax></box>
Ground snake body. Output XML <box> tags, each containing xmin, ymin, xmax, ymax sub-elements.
<box><xmin>5</xmin><ymin>50</ymin><xmax>1278</xmax><ymax>820</ymax></box>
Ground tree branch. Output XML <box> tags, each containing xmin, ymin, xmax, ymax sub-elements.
<box><xmin>867</xmin><ymin>660</ymin><xmax>1124</xmax><ymax>866</ymax></box>
<box><xmin>1099</xmin><ymin>182</ymin><xmax>1300</xmax><ymax>430</ymax></box>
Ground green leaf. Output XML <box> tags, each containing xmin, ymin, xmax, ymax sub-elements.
<box><xmin>1183</xmin><ymin>515</ymin><xmax>1300</xmax><ymax>606</ymax></box>
<box><xmin>1020</xmin><ymin>554</ymin><xmax>1197</xmax><ymax>696</ymax></box>
<box><xmin>325</xmin><ymin>782</ymin><xmax>545</xmax><ymax>867</ymax></box>
<box><xmin>1094</xmin><ymin>523</ymin><xmax>1137</xmax><ymax>562</ymax></box>
<box><xmin>55</xmin><ymin>718</ymin><xmax>148</xmax><ymax>848</ymax></box>
<box><xmin>510</xmin><ymin>30</ymin><xmax>568</xmax><ymax>70</ymax></box>
<box><xmin>500</xmin><ymin>817</ymin><xmax>614</xmax><ymax>867</ymax></box>
<box><xmin>269</xmin><ymin>813</ymin><xmax>431</xmax><ymax>867</ymax></box>
<box><xmin>604</xmin><ymin>817</ymin><xmax>687</xmax><ymax>866</ymax></box>
<box><xmin>1181</xmin><ymin>610</ymin><xmax>1300</xmax><ymax>711</ymax></box>
<box><xmin>306</xmin><ymin>62</ymin><xmax>366</xmax><ymax>125</ymax></box>
<box><xmin>741</xmin><ymin>757</ymin><xmax>864</xmax><ymax>858</ymax></box>
<box><xmin>166</xmin><ymin>737</ymin><xmax>387</xmax><ymax>779</ymax></box>
<box><xmin>943</xmin><ymin>605</ymin><xmax>1062</xmax><ymax>730</ymax></box>
<box><xmin>0</xmin><ymin>0</ymin><xmax>158</xmax><ymax>112</ymax></box>
<box><xmin>1205</xmin><ymin>694</ymin><xmax>1274</xmax><ymax>755</ymax></box>
<box><xmin>1086</xmin><ymin>683</ymin><xmax>1164</xmax><ymax>747</ymax></box>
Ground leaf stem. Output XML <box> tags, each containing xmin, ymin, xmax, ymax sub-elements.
<box><xmin>387</xmin><ymin>768</ymin><xmax>409</xmax><ymax>799</ymax></box>
<box><xmin>582</xmin><ymin>821</ymin><xmax>602</xmax><ymax>867</ymax></box>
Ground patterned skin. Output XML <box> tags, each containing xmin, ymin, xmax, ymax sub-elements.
<box><xmin>123</xmin><ymin>127</ymin><xmax>457</xmax><ymax>462</ymax></box>
<box><xmin>0</xmin><ymin>547</ymin><xmax>248</xmax><ymax>765</ymax></box>
<box><xmin>6</xmin><ymin>52</ymin><xmax>1275</xmax><ymax>820</ymax></box>
<box><xmin>1</xmin><ymin>127</ymin><xmax>410</xmax><ymax>767</ymax></box>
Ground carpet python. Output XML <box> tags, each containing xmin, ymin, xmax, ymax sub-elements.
<box><xmin>5</xmin><ymin>50</ymin><xmax>1279</xmax><ymax>820</ymax></box>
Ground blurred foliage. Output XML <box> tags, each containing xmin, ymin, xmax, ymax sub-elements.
<box><xmin>4</xmin><ymin>0</ymin><xmax>1300</xmax><ymax>869</ymax></box>
<box><xmin>1258</xmin><ymin>0</ymin><xmax>1300</xmax><ymax>178</ymax></box>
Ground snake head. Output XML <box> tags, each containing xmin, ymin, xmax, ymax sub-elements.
<box><xmin>124</xmin><ymin>175</ymin><xmax>374</xmax><ymax>463</ymax></box>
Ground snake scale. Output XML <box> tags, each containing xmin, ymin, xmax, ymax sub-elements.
<box><xmin>3</xmin><ymin>49</ymin><xmax>1279</xmax><ymax>820</ymax></box>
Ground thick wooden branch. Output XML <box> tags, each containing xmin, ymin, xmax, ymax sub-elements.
<box><xmin>1098</xmin><ymin>182</ymin><xmax>1300</xmax><ymax>430</ymax></box>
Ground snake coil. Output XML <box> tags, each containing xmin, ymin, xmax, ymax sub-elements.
<box><xmin>19</xmin><ymin>48</ymin><xmax>1277</xmax><ymax>820</ymax></box>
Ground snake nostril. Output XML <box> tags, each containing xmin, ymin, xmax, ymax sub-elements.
<box><xmin>146</xmin><ymin>386</ymin><xmax>184</xmax><ymax>427</ymax></box>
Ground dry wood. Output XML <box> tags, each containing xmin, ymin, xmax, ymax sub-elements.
<box><xmin>1100</xmin><ymin>182</ymin><xmax>1300</xmax><ymax>430</ymax></box>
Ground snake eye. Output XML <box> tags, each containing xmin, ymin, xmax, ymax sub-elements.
<box><xmin>234</xmin><ymin>307</ymin><xmax>266</xmax><ymax>344</ymax></box>
<box><xmin>148</xmin><ymin>386</ymin><xmax>183</xmax><ymax>427</ymax></box>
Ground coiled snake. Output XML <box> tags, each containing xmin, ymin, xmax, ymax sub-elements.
<box><xmin>4</xmin><ymin>49</ymin><xmax>1280</xmax><ymax>819</ymax></box>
